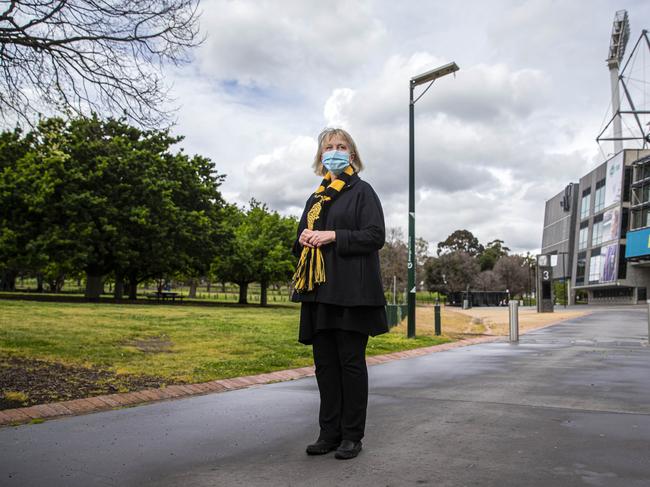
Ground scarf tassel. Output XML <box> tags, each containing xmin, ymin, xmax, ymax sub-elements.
<box><xmin>293</xmin><ymin>246</ymin><xmax>326</xmax><ymax>293</ymax></box>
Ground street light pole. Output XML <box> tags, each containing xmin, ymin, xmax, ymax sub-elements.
<box><xmin>408</xmin><ymin>80</ymin><xmax>416</xmax><ymax>338</ymax></box>
<box><xmin>407</xmin><ymin>62</ymin><xmax>459</xmax><ymax>339</ymax></box>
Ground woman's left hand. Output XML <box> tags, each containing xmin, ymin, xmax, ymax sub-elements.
<box><xmin>306</xmin><ymin>230</ymin><xmax>336</xmax><ymax>247</ymax></box>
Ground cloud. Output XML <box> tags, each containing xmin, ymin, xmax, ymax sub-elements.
<box><xmin>230</xmin><ymin>50</ymin><xmax>595</xmax><ymax>253</ymax></box>
<box><xmin>163</xmin><ymin>0</ymin><xmax>650</xmax><ymax>256</ymax></box>
<box><xmin>244</xmin><ymin>135</ymin><xmax>319</xmax><ymax>216</ymax></box>
<box><xmin>318</xmin><ymin>53</ymin><xmax>552</xmax><ymax>190</ymax></box>
<box><xmin>196</xmin><ymin>0</ymin><xmax>386</xmax><ymax>95</ymax></box>
<box><xmin>324</xmin><ymin>88</ymin><xmax>355</xmax><ymax>128</ymax></box>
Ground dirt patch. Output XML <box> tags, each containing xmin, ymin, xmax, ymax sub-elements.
<box><xmin>451</xmin><ymin>307</ymin><xmax>591</xmax><ymax>335</ymax></box>
<box><xmin>121</xmin><ymin>335</ymin><xmax>175</xmax><ymax>353</ymax></box>
<box><xmin>0</xmin><ymin>354</ymin><xmax>187</xmax><ymax>410</ymax></box>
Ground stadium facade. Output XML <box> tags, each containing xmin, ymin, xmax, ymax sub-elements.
<box><xmin>541</xmin><ymin>149</ymin><xmax>650</xmax><ymax>305</ymax></box>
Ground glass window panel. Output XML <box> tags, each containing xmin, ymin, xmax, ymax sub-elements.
<box><xmin>592</xmin><ymin>221</ymin><xmax>603</xmax><ymax>246</ymax></box>
<box><xmin>580</xmin><ymin>194</ymin><xmax>590</xmax><ymax>219</ymax></box>
<box><xmin>578</xmin><ymin>227</ymin><xmax>588</xmax><ymax>250</ymax></box>
<box><xmin>589</xmin><ymin>255</ymin><xmax>601</xmax><ymax>283</ymax></box>
<box><xmin>594</xmin><ymin>186</ymin><xmax>605</xmax><ymax>212</ymax></box>
<box><xmin>631</xmin><ymin>209</ymin><xmax>641</xmax><ymax>229</ymax></box>
<box><xmin>576</xmin><ymin>253</ymin><xmax>586</xmax><ymax>286</ymax></box>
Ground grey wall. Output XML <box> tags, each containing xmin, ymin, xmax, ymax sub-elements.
<box><xmin>541</xmin><ymin>183</ymin><xmax>579</xmax><ymax>279</ymax></box>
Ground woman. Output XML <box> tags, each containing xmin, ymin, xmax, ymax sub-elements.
<box><xmin>291</xmin><ymin>127</ymin><xmax>389</xmax><ymax>460</ymax></box>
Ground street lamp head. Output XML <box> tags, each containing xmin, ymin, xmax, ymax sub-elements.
<box><xmin>411</xmin><ymin>62</ymin><xmax>459</xmax><ymax>87</ymax></box>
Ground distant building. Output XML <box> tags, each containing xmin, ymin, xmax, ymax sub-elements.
<box><xmin>541</xmin><ymin>149</ymin><xmax>650</xmax><ymax>305</ymax></box>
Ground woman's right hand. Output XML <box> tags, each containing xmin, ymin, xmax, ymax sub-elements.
<box><xmin>299</xmin><ymin>229</ymin><xmax>315</xmax><ymax>248</ymax></box>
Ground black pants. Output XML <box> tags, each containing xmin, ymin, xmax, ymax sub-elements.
<box><xmin>312</xmin><ymin>329</ymin><xmax>369</xmax><ymax>442</ymax></box>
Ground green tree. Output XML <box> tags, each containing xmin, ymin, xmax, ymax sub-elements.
<box><xmin>0</xmin><ymin>127</ymin><xmax>38</xmax><ymax>290</ymax></box>
<box><xmin>250</xmin><ymin>201</ymin><xmax>297</xmax><ymax>306</ymax></box>
<box><xmin>437</xmin><ymin>229</ymin><xmax>484</xmax><ymax>257</ymax></box>
<box><xmin>0</xmin><ymin>115</ymin><xmax>229</xmax><ymax>299</ymax></box>
<box><xmin>478</xmin><ymin>239</ymin><xmax>511</xmax><ymax>271</ymax></box>
<box><xmin>210</xmin><ymin>204</ymin><xmax>251</xmax><ymax>303</ymax></box>
<box><xmin>211</xmin><ymin>200</ymin><xmax>297</xmax><ymax>306</ymax></box>
<box><xmin>423</xmin><ymin>256</ymin><xmax>447</xmax><ymax>295</ymax></box>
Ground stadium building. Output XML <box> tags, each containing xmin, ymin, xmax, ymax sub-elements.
<box><xmin>542</xmin><ymin>149</ymin><xmax>650</xmax><ymax>304</ymax></box>
<box><xmin>541</xmin><ymin>12</ymin><xmax>650</xmax><ymax>305</ymax></box>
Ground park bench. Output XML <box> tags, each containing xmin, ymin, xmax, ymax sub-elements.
<box><xmin>145</xmin><ymin>291</ymin><xmax>184</xmax><ymax>303</ymax></box>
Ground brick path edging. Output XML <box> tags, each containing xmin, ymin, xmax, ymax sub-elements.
<box><xmin>0</xmin><ymin>314</ymin><xmax>585</xmax><ymax>427</ymax></box>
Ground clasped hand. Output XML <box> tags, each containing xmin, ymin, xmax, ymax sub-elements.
<box><xmin>299</xmin><ymin>229</ymin><xmax>336</xmax><ymax>248</ymax></box>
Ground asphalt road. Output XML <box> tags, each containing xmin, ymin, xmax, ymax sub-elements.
<box><xmin>1</xmin><ymin>307</ymin><xmax>649</xmax><ymax>487</ymax></box>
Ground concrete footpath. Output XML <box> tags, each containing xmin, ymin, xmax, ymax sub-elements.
<box><xmin>1</xmin><ymin>307</ymin><xmax>649</xmax><ymax>486</ymax></box>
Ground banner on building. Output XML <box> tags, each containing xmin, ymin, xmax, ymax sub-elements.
<box><xmin>600</xmin><ymin>244</ymin><xmax>618</xmax><ymax>282</ymax></box>
<box><xmin>626</xmin><ymin>227</ymin><xmax>650</xmax><ymax>259</ymax></box>
<box><xmin>602</xmin><ymin>207</ymin><xmax>621</xmax><ymax>242</ymax></box>
<box><xmin>604</xmin><ymin>152</ymin><xmax>624</xmax><ymax>209</ymax></box>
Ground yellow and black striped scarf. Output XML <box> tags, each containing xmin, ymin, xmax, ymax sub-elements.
<box><xmin>292</xmin><ymin>165</ymin><xmax>355</xmax><ymax>293</ymax></box>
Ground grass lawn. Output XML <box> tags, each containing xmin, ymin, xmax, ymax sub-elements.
<box><xmin>0</xmin><ymin>300</ymin><xmax>458</xmax><ymax>385</ymax></box>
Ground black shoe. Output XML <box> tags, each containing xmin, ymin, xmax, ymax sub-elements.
<box><xmin>334</xmin><ymin>439</ymin><xmax>362</xmax><ymax>460</ymax></box>
<box><xmin>306</xmin><ymin>438</ymin><xmax>340</xmax><ymax>455</ymax></box>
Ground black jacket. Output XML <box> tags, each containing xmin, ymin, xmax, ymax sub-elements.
<box><xmin>291</xmin><ymin>173</ymin><xmax>387</xmax><ymax>307</ymax></box>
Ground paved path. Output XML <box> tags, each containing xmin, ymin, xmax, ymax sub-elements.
<box><xmin>1</xmin><ymin>308</ymin><xmax>648</xmax><ymax>486</ymax></box>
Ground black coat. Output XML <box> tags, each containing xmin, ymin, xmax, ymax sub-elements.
<box><xmin>291</xmin><ymin>173</ymin><xmax>387</xmax><ymax>307</ymax></box>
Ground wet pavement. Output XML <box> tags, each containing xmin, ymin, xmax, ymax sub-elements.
<box><xmin>1</xmin><ymin>307</ymin><xmax>649</xmax><ymax>486</ymax></box>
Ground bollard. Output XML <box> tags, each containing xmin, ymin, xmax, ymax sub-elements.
<box><xmin>434</xmin><ymin>302</ymin><xmax>441</xmax><ymax>336</ymax></box>
<box><xmin>509</xmin><ymin>300</ymin><xmax>519</xmax><ymax>343</ymax></box>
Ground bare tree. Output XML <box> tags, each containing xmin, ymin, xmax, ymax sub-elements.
<box><xmin>424</xmin><ymin>251</ymin><xmax>479</xmax><ymax>294</ymax></box>
<box><xmin>0</xmin><ymin>0</ymin><xmax>202</xmax><ymax>127</ymax></box>
<box><xmin>379</xmin><ymin>227</ymin><xmax>407</xmax><ymax>292</ymax></box>
<box><xmin>493</xmin><ymin>255</ymin><xmax>528</xmax><ymax>296</ymax></box>
<box><xmin>474</xmin><ymin>269</ymin><xmax>501</xmax><ymax>291</ymax></box>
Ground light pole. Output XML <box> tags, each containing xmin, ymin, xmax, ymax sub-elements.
<box><xmin>408</xmin><ymin>62</ymin><xmax>459</xmax><ymax>338</ymax></box>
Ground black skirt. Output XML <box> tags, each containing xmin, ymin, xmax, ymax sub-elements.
<box><xmin>299</xmin><ymin>301</ymin><xmax>389</xmax><ymax>345</ymax></box>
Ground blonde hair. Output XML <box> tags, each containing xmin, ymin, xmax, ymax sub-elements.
<box><xmin>312</xmin><ymin>127</ymin><xmax>364</xmax><ymax>176</ymax></box>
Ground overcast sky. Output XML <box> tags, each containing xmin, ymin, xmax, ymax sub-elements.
<box><xmin>164</xmin><ymin>0</ymin><xmax>650</xmax><ymax>255</ymax></box>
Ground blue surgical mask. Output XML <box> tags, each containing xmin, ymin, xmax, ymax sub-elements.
<box><xmin>321</xmin><ymin>150</ymin><xmax>350</xmax><ymax>175</ymax></box>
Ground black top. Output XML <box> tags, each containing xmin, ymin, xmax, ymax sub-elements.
<box><xmin>298</xmin><ymin>301</ymin><xmax>388</xmax><ymax>345</ymax></box>
<box><xmin>291</xmin><ymin>173</ymin><xmax>387</xmax><ymax>307</ymax></box>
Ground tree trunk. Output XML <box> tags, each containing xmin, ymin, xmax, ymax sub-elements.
<box><xmin>221</xmin><ymin>281</ymin><xmax>226</xmax><ymax>292</ymax></box>
<box><xmin>36</xmin><ymin>273</ymin><xmax>44</xmax><ymax>293</ymax></box>
<box><xmin>85</xmin><ymin>272</ymin><xmax>104</xmax><ymax>301</ymax></box>
<box><xmin>49</xmin><ymin>274</ymin><xmax>65</xmax><ymax>293</ymax></box>
<box><xmin>128</xmin><ymin>273</ymin><xmax>138</xmax><ymax>300</ymax></box>
<box><xmin>114</xmin><ymin>272</ymin><xmax>124</xmax><ymax>300</ymax></box>
<box><xmin>238</xmin><ymin>282</ymin><xmax>248</xmax><ymax>304</ymax></box>
<box><xmin>188</xmin><ymin>278</ymin><xmax>197</xmax><ymax>298</ymax></box>
<box><xmin>0</xmin><ymin>269</ymin><xmax>17</xmax><ymax>291</ymax></box>
<box><xmin>206</xmin><ymin>281</ymin><xmax>211</xmax><ymax>293</ymax></box>
<box><xmin>260</xmin><ymin>279</ymin><xmax>268</xmax><ymax>307</ymax></box>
